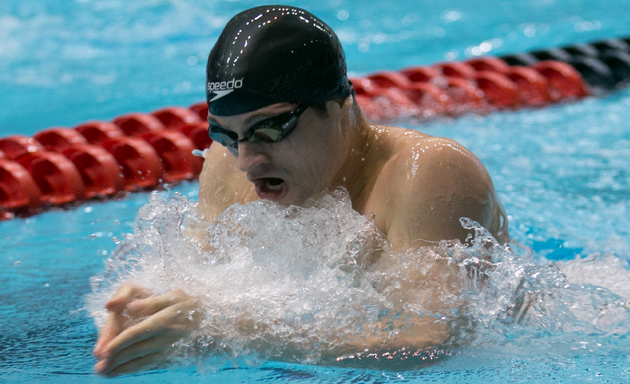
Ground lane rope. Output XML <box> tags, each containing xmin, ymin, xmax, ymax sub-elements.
<box><xmin>1</xmin><ymin>37</ymin><xmax>629</xmax><ymax>220</ymax></box>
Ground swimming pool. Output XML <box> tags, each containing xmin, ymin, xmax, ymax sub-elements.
<box><xmin>2</xmin><ymin>0</ymin><xmax>630</xmax><ymax>382</ymax></box>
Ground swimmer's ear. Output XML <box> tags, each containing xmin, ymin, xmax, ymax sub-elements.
<box><xmin>342</xmin><ymin>93</ymin><xmax>354</xmax><ymax>112</ymax></box>
<box><xmin>328</xmin><ymin>94</ymin><xmax>353</xmax><ymax>116</ymax></box>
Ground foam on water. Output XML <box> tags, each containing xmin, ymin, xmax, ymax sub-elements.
<box><xmin>86</xmin><ymin>189</ymin><xmax>630</xmax><ymax>372</ymax></box>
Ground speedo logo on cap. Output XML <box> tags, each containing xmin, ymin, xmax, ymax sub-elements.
<box><xmin>207</xmin><ymin>78</ymin><xmax>243</xmax><ymax>102</ymax></box>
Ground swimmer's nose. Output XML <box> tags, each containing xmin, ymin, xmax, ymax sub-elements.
<box><xmin>236</xmin><ymin>141</ymin><xmax>270</xmax><ymax>173</ymax></box>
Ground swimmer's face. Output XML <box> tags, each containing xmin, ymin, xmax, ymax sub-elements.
<box><xmin>208</xmin><ymin>101</ymin><xmax>350</xmax><ymax>206</ymax></box>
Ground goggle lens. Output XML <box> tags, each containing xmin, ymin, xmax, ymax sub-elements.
<box><xmin>208</xmin><ymin>104</ymin><xmax>309</xmax><ymax>152</ymax></box>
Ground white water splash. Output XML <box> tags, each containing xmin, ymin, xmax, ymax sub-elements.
<box><xmin>86</xmin><ymin>189</ymin><xmax>630</xmax><ymax>371</ymax></box>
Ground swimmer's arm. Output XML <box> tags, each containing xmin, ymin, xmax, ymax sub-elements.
<box><xmin>91</xmin><ymin>283</ymin><xmax>362</xmax><ymax>372</ymax></box>
<box><xmin>332</xmin><ymin>137</ymin><xmax>508</xmax><ymax>353</ymax></box>
<box><xmin>93</xmin><ymin>282</ymin><xmax>450</xmax><ymax>372</ymax></box>
<box><xmin>319</xmin><ymin>245</ymin><xmax>464</xmax><ymax>356</ymax></box>
<box><xmin>197</xmin><ymin>144</ymin><xmax>258</xmax><ymax>222</ymax></box>
<box><xmin>383</xmin><ymin>137</ymin><xmax>509</xmax><ymax>249</ymax></box>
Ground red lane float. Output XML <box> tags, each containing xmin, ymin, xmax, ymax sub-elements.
<box><xmin>141</xmin><ymin>130</ymin><xmax>201</xmax><ymax>180</ymax></box>
<box><xmin>33</xmin><ymin>128</ymin><xmax>127</xmax><ymax>199</ymax></box>
<box><xmin>533</xmin><ymin>61</ymin><xmax>588</xmax><ymax>100</ymax></box>
<box><xmin>363</xmin><ymin>88</ymin><xmax>419</xmax><ymax>121</ymax></box>
<box><xmin>351</xmin><ymin>77</ymin><xmax>380</xmax><ymax>96</ymax></box>
<box><xmin>0</xmin><ymin>159</ymin><xmax>42</xmax><ymax>210</ymax></box>
<box><xmin>113</xmin><ymin>113</ymin><xmax>165</xmax><ymax>136</ymax></box>
<box><xmin>466</xmin><ymin>57</ymin><xmax>511</xmax><ymax>74</ymax></box>
<box><xmin>0</xmin><ymin>135</ymin><xmax>45</xmax><ymax>160</ymax></box>
<box><xmin>473</xmin><ymin>71</ymin><xmax>519</xmax><ymax>108</ymax></box>
<box><xmin>75</xmin><ymin>121</ymin><xmax>125</xmax><ymax>145</ymax></box>
<box><xmin>189</xmin><ymin>102</ymin><xmax>209</xmax><ymax>121</ymax></box>
<box><xmin>178</xmin><ymin>121</ymin><xmax>213</xmax><ymax>151</ymax></box>
<box><xmin>354</xmin><ymin>95</ymin><xmax>380</xmax><ymax>121</ymax></box>
<box><xmin>62</xmin><ymin>144</ymin><xmax>125</xmax><ymax>199</ymax></box>
<box><xmin>34</xmin><ymin>128</ymin><xmax>88</xmax><ymax>152</ymax></box>
<box><xmin>400</xmin><ymin>66</ymin><xmax>439</xmax><ymax>83</ymax></box>
<box><xmin>506</xmin><ymin>66</ymin><xmax>552</xmax><ymax>106</ymax></box>
<box><xmin>100</xmin><ymin>137</ymin><xmax>164</xmax><ymax>191</ymax></box>
<box><xmin>352</xmin><ymin>77</ymin><xmax>416</xmax><ymax>121</ymax></box>
<box><xmin>442</xmin><ymin>77</ymin><xmax>486</xmax><ymax>113</ymax></box>
<box><xmin>17</xmin><ymin>152</ymin><xmax>85</xmax><ymax>205</ymax></box>
<box><xmin>367</xmin><ymin>71</ymin><xmax>413</xmax><ymax>89</ymax></box>
<box><xmin>402</xmin><ymin>83</ymin><xmax>450</xmax><ymax>117</ymax></box>
<box><xmin>435</xmin><ymin>62</ymin><xmax>477</xmax><ymax>79</ymax></box>
<box><xmin>152</xmin><ymin>107</ymin><xmax>203</xmax><ymax>129</ymax></box>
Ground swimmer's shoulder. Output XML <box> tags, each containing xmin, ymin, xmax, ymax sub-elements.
<box><xmin>382</xmin><ymin>126</ymin><xmax>488</xmax><ymax>183</ymax></box>
<box><xmin>197</xmin><ymin>144</ymin><xmax>258</xmax><ymax>221</ymax></box>
<box><xmin>370</xmin><ymin>125</ymin><xmax>505</xmax><ymax>247</ymax></box>
<box><xmin>369</xmin><ymin>126</ymin><xmax>473</xmax><ymax>174</ymax></box>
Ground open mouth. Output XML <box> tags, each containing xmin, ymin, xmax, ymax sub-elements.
<box><xmin>253</xmin><ymin>177</ymin><xmax>287</xmax><ymax>201</ymax></box>
<box><xmin>264</xmin><ymin>178</ymin><xmax>283</xmax><ymax>192</ymax></box>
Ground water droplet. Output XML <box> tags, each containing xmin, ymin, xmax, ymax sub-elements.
<box><xmin>336</xmin><ymin>10</ymin><xmax>349</xmax><ymax>21</ymax></box>
<box><xmin>186</xmin><ymin>56</ymin><xmax>198</xmax><ymax>66</ymax></box>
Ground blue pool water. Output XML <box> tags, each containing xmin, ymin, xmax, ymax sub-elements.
<box><xmin>2</xmin><ymin>0</ymin><xmax>630</xmax><ymax>382</ymax></box>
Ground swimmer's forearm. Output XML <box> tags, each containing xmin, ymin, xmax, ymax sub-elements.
<box><xmin>193</xmin><ymin>308</ymin><xmax>450</xmax><ymax>364</ymax></box>
<box><xmin>324</xmin><ymin>317</ymin><xmax>450</xmax><ymax>358</ymax></box>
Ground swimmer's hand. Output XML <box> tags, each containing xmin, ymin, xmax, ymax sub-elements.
<box><xmin>93</xmin><ymin>283</ymin><xmax>203</xmax><ymax>376</ymax></box>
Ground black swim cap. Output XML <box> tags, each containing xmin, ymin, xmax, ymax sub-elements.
<box><xmin>206</xmin><ymin>5</ymin><xmax>352</xmax><ymax>116</ymax></box>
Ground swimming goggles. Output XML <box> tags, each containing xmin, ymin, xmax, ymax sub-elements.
<box><xmin>208</xmin><ymin>103</ymin><xmax>310</xmax><ymax>153</ymax></box>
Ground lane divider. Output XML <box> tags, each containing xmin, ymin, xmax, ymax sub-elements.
<box><xmin>0</xmin><ymin>102</ymin><xmax>211</xmax><ymax>219</ymax></box>
<box><xmin>1</xmin><ymin>36</ymin><xmax>629</xmax><ymax>220</ymax></box>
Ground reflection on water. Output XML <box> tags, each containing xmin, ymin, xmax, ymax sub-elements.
<box><xmin>86</xmin><ymin>190</ymin><xmax>630</xmax><ymax>372</ymax></box>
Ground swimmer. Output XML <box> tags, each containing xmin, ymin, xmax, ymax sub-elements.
<box><xmin>93</xmin><ymin>5</ymin><xmax>509</xmax><ymax>375</ymax></box>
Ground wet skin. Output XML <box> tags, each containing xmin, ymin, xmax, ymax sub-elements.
<box><xmin>94</xmin><ymin>95</ymin><xmax>509</xmax><ymax>375</ymax></box>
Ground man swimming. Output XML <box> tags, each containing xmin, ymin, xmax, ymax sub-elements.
<box><xmin>93</xmin><ymin>5</ymin><xmax>509</xmax><ymax>375</ymax></box>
